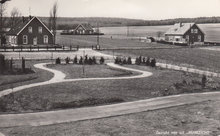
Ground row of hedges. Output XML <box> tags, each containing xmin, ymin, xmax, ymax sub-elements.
<box><xmin>56</xmin><ymin>55</ymin><xmax>105</xmax><ymax>65</ymax></box>
<box><xmin>114</xmin><ymin>56</ymin><xmax>156</xmax><ymax>67</ymax></box>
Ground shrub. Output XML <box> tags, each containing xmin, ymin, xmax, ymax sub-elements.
<box><xmin>55</xmin><ymin>57</ymin><xmax>61</xmax><ymax>64</ymax></box>
<box><xmin>92</xmin><ymin>56</ymin><xmax>97</xmax><ymax>64</ymax></box>
<box><xmin>0</xmin><ymin>54</ymin><xmax>5</xmax><ymax>74</ymax></box>
<box><xmin>135</xmin><ymin>57</ymin><xmax>140</xmax><ymax>65</ymax></box>
<box><xmin>79</xmin><ymin>56</ymin><xmax>83</xmax><ymax>65</ymax></box>
<box><xmin>150</xmin><ymin>58</ymin><xmax>156</xmax><ymax>67</ymax></box>
<box><xmin>146</xmin><ymin>57</ymin><xmax>150</xmax><ymax>66</ymax></box>
<box><xmin>122</xmin><ymin>57</ymin><xmax>127</xmax><ymax>64</ymax></box>
<box><xmin>65</xmin><ymin>57</ymin><xmax>70</xmax><ymax>64</ymax></box>
<box><xmin>88</xmin><ymin>57</ymin><xmax>93</xmax><ymax>65</ymax></box>
<box><xmin>73</xmin><ymin>56</ymin><xmax>78</xmax><ymax>64</ymax></box>
<box><xmin>22</xmin><ymin>57</ymin><xmax>26</xmax><ymax>73</ymax></box>
<box><xmin>100</xmin><ymin>57</ymin><xmax>105</xmax><ymax>64</ymax></box>
<box><xmin>202</xmin><ymin>75</ymin><xmax>207</xmax><ymax>88</ymax></box>
<box><xmin>127</xmin><ymin>57</ymin><xmax>132</xmax><ymax>65</ymax></box>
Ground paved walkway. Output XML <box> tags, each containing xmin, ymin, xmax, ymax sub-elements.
<box><xmin>0</xmin><ymin>91</ymin><xmax>219</xmax><ymax>128</ymax></box>
<box><xmin>0</xmin><ymin>62</ymin><xmax>152</xmax><ymax>98</ymax></box>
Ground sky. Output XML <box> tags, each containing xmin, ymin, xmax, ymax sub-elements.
<box><xmin>4</xmin><ymin>0</ymin><xmax>220</xmax><ymax>20</ymax></box>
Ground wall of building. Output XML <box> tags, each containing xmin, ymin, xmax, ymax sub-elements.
<box><xmin>17</xmin><ymin>18</ymin><xmax>53</xmax><ymax>45</ymax></box>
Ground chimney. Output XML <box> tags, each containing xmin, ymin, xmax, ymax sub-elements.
<box><xmin>29</xmin><ymin>15</ymin><xmax>32</xmax><ymax>20</ymax></box>
<box><xmin>180</xmin><ymin>22</ymin><xmax>183</xmax><ymax>27</ymax></box>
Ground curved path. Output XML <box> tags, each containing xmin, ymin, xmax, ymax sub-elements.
<box><xmin>0</xmin><ymin>62</ymin><xmax>152</xmax><ymax>98</ymax></box>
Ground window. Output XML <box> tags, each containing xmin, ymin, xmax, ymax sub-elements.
<box><xmin>44</xmin><ymin>35</ymin><xmax>48</xmax><ymax>44</ymax></box>
<box><xmin>194</xmin><ymin>29</ymin><xmax>198</xmax><ymax>33</ymax></box>
<box><xmin>191</xmin><ymin>29</ymin><xmax>194</xmax><ymax>33</ymax></box>
<box><xmin>38</xmin><ymin>26</ymin><xmax>42</xmax><ymax>33</ymax></box>
<box><xmin>28</xmin><ymin>26</ymin><xmax>32</xmax><ymax>33</ymax></box>
<box><xmin>198</xmin><ymin>35</ymin><xmax>201</xmax><ymax>42</ymax></box>
<box><xmin>23</xmin><ymin>35</ymin><xmax>28</xmax><ymax>44</ymax></box>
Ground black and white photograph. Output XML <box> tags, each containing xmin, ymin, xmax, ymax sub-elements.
<box><xmin>0</xmin><ymin>0</ymin><xmax>220</xmax><ymax>135</ymax></box>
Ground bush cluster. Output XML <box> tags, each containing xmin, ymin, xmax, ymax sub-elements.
<box><xmin>135</xmin><ymin>56</ymin><xmax>156</xmax><ymax>67</ymax></box>
<box><xmin>55</xmin><ymin>55</ymin><xmax>105</xmax><ymax>65</ymax></box>
<box><xmin>114</xmin><ymin>56</ymin><xmax>156</xmax><ymax>67</ymax></box>
<box><xmin>114</xmin><ymin>57</ymin><xmax>132</xmax><ymax>65</ymax></box>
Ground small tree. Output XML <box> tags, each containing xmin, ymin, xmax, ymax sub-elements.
<box><xmin>92</xmin><ymin>56</ymin><xmax>97</xmax><ymax>64</ymax></box>
<box><xmin>202</xmin><ymin>75</ymin><xmax>207</xmax><ymax>88</ymax></box>
<box><xmin>55</xmin><ymin>57</ymin><xmax>61</xmax><ymax>64</ymax></box>
<box><xmin>0</xmin><ymin>54</ymin><xmax>5</xmax><ymax>74</ymax></box>
<box><xmin>100</xmin><ymin>57</ymin><xmax>105</xmax><ymax>64</ymax></box>
<box><xmin>65</xmin><ymin>57</ymin><xmax>70</xmax><ymax>64</ymax></box>
<box><xmin>88</xmin><ymin>57</ymin><xmax>93</xmax><ymax>65</ymax></box>
<box><xmin>150</xmin><ymin>58</ymin><xmax>156</xmax><ymax>67</ymax></box>
<box><xmin>79</xmin><ymin>56</ymin><xmax>83</xmax><ymax>65</ymax></box>
<box><xmin>146</xmin><ymin>57</ymin><xmax>150</xmax><ymax>66</ymax></box>
<box><xmin>22</xmin><ymin>57</ymin><xmax>25</xmax><ymax>73</ymax></box>
<box><xmin>127</xmin><ymin>57</ymin><xmax>132</xmax><ymax>65</ymax></box>
<box><xmin>73</xmin><ymin>56</ymin><xmax>78</xmax><ymax>64</ymax></box>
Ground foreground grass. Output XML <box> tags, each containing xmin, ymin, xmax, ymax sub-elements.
<box><xmin>0</xmin><ymin>60</ymin><xmax>53</xmax><ymax>91</ymax></box>
<box><xmin>1</xmin><ymin>65</ymin><xmax>219</xmax><ymax>113</ymax></box>
<box><xmin>102</xmin><ymin>47</ymin><xmax>220</xmax><ymax>72</ymax></box>
<box><xmin>0</xmin><ymin>100</ymin><xmax>219</xmax><ymax>136</ymax></box>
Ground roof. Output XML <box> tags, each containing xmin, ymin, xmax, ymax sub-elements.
<box><xmin>165</xmin><ymin>23</ymin><xmax>204</xmax><ymax>35</ymax></box>
<box><xmin>7</xmin><ymin>16</ymin><xmax>53</xmax><ymax>36</ymax></box>
<box><xmin>75</xmin><ymin>23</ymin><xmax>94</xmax><ymax>31</ymax></box>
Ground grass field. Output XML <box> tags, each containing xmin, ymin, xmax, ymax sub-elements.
<box><xmin>1</xmin><ymin>64</ymin><xmax>220</xmax><ymax>113</ymax></box>
<box><xmin>56</xmin><ymin>34</ymin><xmax>179</xmax><ymax>49</ymax></box>
<box><xmin>101</xmin><ymin>47</ymin><xmax>220</xmax><ymax>72</ymax></box>
<box><xmin>1</xmin><ymin>100</ymin><xmax>219</xmax><ymax>136</ymax></box>
<box><xmin>0</xmin><ymin>60</ymin><xmax>53</xmax><ymax>91</ymax></box>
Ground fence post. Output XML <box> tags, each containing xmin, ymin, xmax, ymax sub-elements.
<box><xmin>70</xmin><ymin>45</ymin><xmax>72</xmax><ymax>51</ymax></box>
<box><xmin>55</xmin><ymin>46</ymin><xmax>56</xmax><ymax>51</ymax></box>
<box><xmin>38</xmin><ymin>46</ymin><xmax>39</xmax><ymax>51</ymax></box>
<box><xmin>63</xmin><ymin>45</ymin><xmax>65</xmax><ymax>51</ymax></box>
<box><xmin>47</xmin><ymin>46</ymin><xmax>48</xmax><ymax>51</ymax></box>
<box><xmin>30</xmin><ymin>46</ymin><xmax>32</xmax><ymax>52</ymax></box>
<box><xmin>12</xmin><ymin>46</ymin><xmax>14</xmax><ymax>52</ymax></box>
<box><xmin>4</xmin><ymin>46</ymin><xmax>6</xmax><ymax>52</ymax></box>
<box><xmin>21</xmin><ymin>46</ymin><xmax>23</xmax><ymax>52</ymax></box>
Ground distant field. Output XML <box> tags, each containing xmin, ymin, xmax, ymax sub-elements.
<box><xmin>100</xmin><ymin>23</ymin><xmax>220</xmax><ymax>42</ymax></box>
<box><xmin>56</xmin><ymin>34</ymin><xmax>178</xmax><ymax>49</ymax></box>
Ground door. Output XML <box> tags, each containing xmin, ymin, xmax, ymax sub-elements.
<box><xmin>33</xmin><ymin>37</ymin><xmax>37</xmax><ymax>45</ymax></box>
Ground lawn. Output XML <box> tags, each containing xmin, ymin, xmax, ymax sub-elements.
<box><xmin>46</xmin><ymin>64</ymin><xmax>136</xmax><ymax>79</ymax></box>
<box><xmin>101</xmin><ymin>47</ymin><xmax>220</xmax><ymax>72</ymax></box>
<box><xmin>56</xmin><ymin>34</ymin><xmax>179</xmax><ymax>49</ymax></box>
<box><xmin>1</xmin><ymin>64</ymin><xmax>219</xmax><ymax>113</ymax></box>
<box><xmin>0</xmin><ymin>99</ymin><xmax>219</xmax><ymax>136</ymax></box>
<box><xmin>0</xmin><ymin>60</ymin><xmax>53</xmax><ymax>91</ymax></box>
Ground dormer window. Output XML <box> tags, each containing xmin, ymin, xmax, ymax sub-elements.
<box><xmin>38</xmin><ymin>26</ymin><xmax>42</xmax><ymax>33</ymax></box>
<box><xmin>28</xmin><ymin>26</ymin><xmax>32</xmax><ymax>33</ymax></box>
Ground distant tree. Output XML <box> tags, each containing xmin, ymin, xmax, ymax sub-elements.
<box><xmin>55</xmin><ymin>57</ymin><xmax>61</xmax><ymax>64</ymax></box>
<box><xmin>10</xmin><ymin>7</ymin><xmax>22</xmax><ymax>28</ymax></box>
<box><xmin>79</xmin><ymin>56</ymin><xmax>83</xmax><ymax>64</ymax></box>
<box><xmin>49</xmin><ymin>1</ymin><xmax>58</xmax><ymax>45</ymax></box>
<box><xmin>65</xmin><ymin>57</ymin><xmax>70</xmax><ymax>64</ymax></box>
<box><xmin>156</xmin><ymin>31</ymin><xmax>163</xmax><ymax>39</ymax></box>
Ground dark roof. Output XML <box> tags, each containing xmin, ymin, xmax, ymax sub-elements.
<box><xmin>7</xmin><ymin>16</ymin><xmax>53</xmax><ymax>36</ymax></box>
<box><xmin>7</xmin><ymin>19</ymin><xmax>30</xmax><ymax>35</ymax></box>
<box><xmin>75</xmin><ymin>23</ymin><xmax>94</xmax><ymax>31</ymax></box>
<box><xmin>165</xmin><ymin>23</ymin><xmax>205</xmax><ymax>35</ymax></box>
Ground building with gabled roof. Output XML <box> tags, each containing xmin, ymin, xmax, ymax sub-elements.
<box><xmin>165</xmin><ymin>23</ymin><xmax>205</xmax><ymax>44</ymax></box>
<box><xmin>7</xmin><ymin>16</ymin><xmax>54</xmax><ymax>46</ymax></box>
<box><xmin>61</xmin><ymin>23</ymin><xmax>94</xmax><ymax>35</ymax></box>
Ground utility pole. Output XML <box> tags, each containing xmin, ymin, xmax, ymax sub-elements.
<box><xmin>97</xmin><ymin>22</ymin><xmax>99</xmax><ymax>49</ymax></box>
<box><xmin>127</xmin><ymin>22</ymin><xmax>129</xmax><ymax>37</ymax></box>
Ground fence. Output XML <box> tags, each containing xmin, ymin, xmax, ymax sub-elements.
<box><xmin>0</xmin><ymin>45</ymin><xmax>80</xmax><ymax>52</ymax></box>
